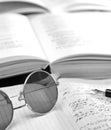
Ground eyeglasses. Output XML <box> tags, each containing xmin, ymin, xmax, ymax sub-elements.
<box><xmin>0</xmin><ymin>70</ymin><xmax>58</xmax><ymax>130</ymax></box>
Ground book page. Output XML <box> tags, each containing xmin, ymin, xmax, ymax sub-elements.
<box><xmin>39</xmin><ymin>0</ymin><xmax>111</xmax><ymax>13</ymax></box>
<box><xmin>0</xmin><ymin>0</ymin><xmax>48</xmax><ymax>14</ymax></box>
<box><xmin>59</xmin><ymin>78</ymin><xmax>111</xmax><ymax>130</ymax></box>
<box><xmin>0</xmin><ymin>13</ymin><xmax>47</xmax><ymax>63</ymax></box>
<box><xmin>64</xmin><ymin>0</ymin><xmax>111</xmax><ymax>12</ymax></box>
<box><xmin>29</xmin><ymin>13</ymin><xmax>111</xmax><ymax>63</ymax></box>
<box><xmin>0</xmin><ymin>0</ymin><xmax>44</xmax><ymax>5</ymax></box>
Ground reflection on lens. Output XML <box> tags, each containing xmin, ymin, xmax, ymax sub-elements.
<box><xmin>0</xmin><ymin>90</ymin><xmax>13</xmax><ymax>130</ymax></box>
<box><xmin>24</xmin><ymin>71</ymin><xmax>58</xmax><ymax>114</ymax></box>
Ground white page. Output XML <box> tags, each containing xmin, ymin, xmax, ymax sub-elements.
<box><xmin>59</xmin><ymin>78</ymin><xmax>111</xmax><ymax>130</ymax></box>
<box><xmin>0</xmin><ymin>13</ymin><xmax>47</xmax><ymax>63</ymax></box>
<box><xmin>0</xmin><ymin>0</ymin><xmax>46</xmax><ymax>7</ymax></box>
<box><xmin>40</xmin><ymin>0</ymin><xmax>111</xmax><ymax>13</ymax></box>
<box><xmin>65</xmin><ymin>0</ymin><xmax>111</xmax><ymax>12</ymax></box>
<box><xmin>0</xmin><ymin>0</ymin><xmax>49</xmax><ymax>14</ymax></box>
<box><xmin>29</xmin><ymin>12</ymin><xmax>111</xmax><ymax>63</ymax></box>
<box><xmin>7</xmin><ymin>107</ymin><xmax>75</xmax><ymax>130</ymax></box>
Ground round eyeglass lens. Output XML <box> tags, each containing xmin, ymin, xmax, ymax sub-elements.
<box><xmin>23</xmin><ymin>71</ymin><xmax>58</xmax><ymax>114</ymax></box>
<box><xmin>0</xmin><ymin>90</ymin><xmax>13</xmax><ymax>130</ymax></box>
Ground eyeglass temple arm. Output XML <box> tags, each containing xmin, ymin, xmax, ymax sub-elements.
<box><xmin>51</xmin><ymin>73</ymin><xmax>60</xmax><ymax>85</ymax></box>
<box><xmin>42</xmin><ymin>66</ymin><xmax>60</xmax><ymax>81</ymax></box>
<box><xmin>13</xmin><ymin>104</ymin><xmax>26</xmax><ymax>110</ymax></box>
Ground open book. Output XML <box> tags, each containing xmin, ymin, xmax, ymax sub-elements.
<box><xmin>0</xmin><ymin>0</ymin><xmax>111</xmax><ymax>81</ymax></box>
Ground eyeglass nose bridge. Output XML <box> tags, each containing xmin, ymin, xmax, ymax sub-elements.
<box><xmin>18</xmin><ymin>91</ymin><xmax>24</xmax><ymax>101</ymax></box>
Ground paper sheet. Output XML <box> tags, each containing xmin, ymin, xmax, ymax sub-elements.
<box><xmin>1</xmin><ymin>78</ymin><xmax>111</xmax><ymax>130</ymax></box>
<box><xmin>59</xmin><ymin>78</ymin><xmax>111</xmax><ymax>130</ymax></box>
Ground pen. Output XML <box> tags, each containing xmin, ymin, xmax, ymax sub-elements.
<box><xmin>91</xmin><ymin>89</ymin><xmax>111</xmax><ymax>98</ymax></box>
